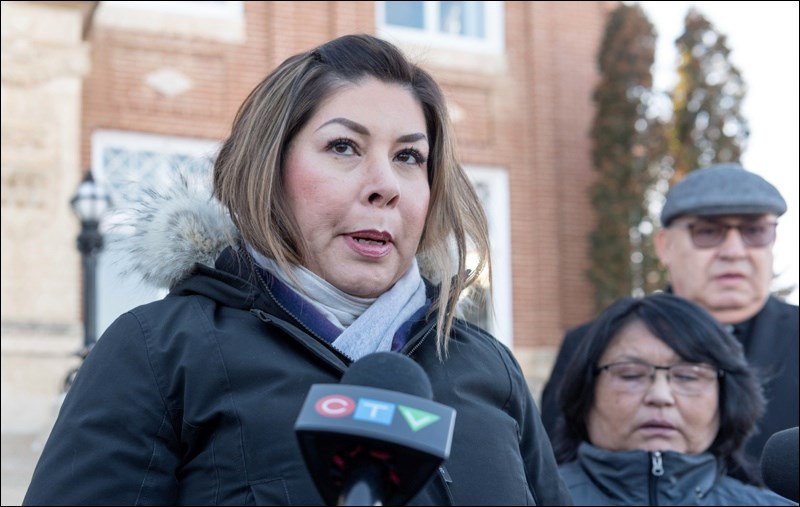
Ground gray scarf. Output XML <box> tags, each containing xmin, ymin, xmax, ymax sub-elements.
<box><xmin>247</xmin><ymin>244</ymin><xmax>426</xmax><ymax>360</ymax></box>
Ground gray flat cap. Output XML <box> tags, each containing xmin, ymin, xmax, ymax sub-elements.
<box><xmin>661</xmin><ymin>163</ymin><xmax>787</xmax><ymax>226</ymax></box>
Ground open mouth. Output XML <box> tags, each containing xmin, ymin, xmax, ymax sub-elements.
<box><xmin>353</xmin><ymin>236</ymin><xmax>387</xmax><ymax>246</ymax></box>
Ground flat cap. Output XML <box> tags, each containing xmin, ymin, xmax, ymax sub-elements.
<box><xmin>661</xmin><ymin>163</ymin><xmax>787</xmax><ymax>226</ymax></box>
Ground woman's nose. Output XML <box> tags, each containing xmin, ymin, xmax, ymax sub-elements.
<box><xmin>643</xmin><ymin>371</ymin><xmax>677</xmax><ymax>405</ymax></box>
<box><xmin>364</xmin><ymin>157</ymin><xmax>400</xmax><ymax>208</ymax></box>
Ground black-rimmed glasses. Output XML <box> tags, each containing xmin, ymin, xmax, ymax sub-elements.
<box><xmin>671</xmin><ymin>221</ymin><xmax>777</xmax><ymax>248</ymax></box>
<box><xmin>595</xmin><ymin>361</ymin><xmax>723</xmax><ymax>395</ymax></box>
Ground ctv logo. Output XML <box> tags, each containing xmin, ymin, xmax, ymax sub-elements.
<box><xmin>314</xmin><ymin>394</ymin><xmax>440</xmax><ymax>431</ymax></box>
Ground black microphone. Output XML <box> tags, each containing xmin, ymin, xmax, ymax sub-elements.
<box><xmin>294</xmin><ymin>352</ymin><xmax>456</xmax><ymax>506</ymax></box>
<box><xmin>761</xmin><ymin>426</ymin><xmax>799</xmax><ymax>502</ymax></box>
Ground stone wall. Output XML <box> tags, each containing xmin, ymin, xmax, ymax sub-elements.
<box><xmin>1</xmin><ymin>0</ymin><xmax>95</xmax><ymax>434</ymax></box>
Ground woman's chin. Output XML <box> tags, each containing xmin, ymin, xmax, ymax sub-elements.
<box><xmin>634</xmin><ymin>438</ymin><xmax>685</xmax><ymax>454</ymax></box>
<box><xmin>333</xmin><ymin>275</ymin><xmax>396</xmax><ymax>299</ymax></box>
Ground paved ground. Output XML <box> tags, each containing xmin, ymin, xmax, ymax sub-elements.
<box><xmin>1</xmin><ymin>432</ymin><xmax>44</xmax><ymax>506</ymax></box>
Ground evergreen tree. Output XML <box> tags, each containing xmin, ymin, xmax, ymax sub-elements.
<box><xmin>670</xmin><ymin>8</ymin><xmax>749</xmax><ymax>181</ymax></box>
<box><xmin>588</xmin><ymin>3</ymin><xmax>668</xmax><ymax>312</ymax></box>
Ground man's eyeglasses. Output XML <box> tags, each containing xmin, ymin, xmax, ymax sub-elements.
<box><xmin>672</xmin><ymin>221</ymin><xmax>778</xmax><ymax>248</ymax></box>
<box><xmin>595</xmin><ymin>361</ymin><xmax>723</xmax><ymax>396</ymax></box>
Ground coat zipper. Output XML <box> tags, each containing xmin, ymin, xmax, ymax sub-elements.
<box><xmin>404</xmin><ymin>320</ymin><xmax>436</xmax><ymax>357</ymax></box>
<box><xmin>438</xmin><ymin>465</ymin><xmax>455</xmax><ymax>505</ymax></box>
<box><xmin>649</xmin><ymin>450</ymin><xmax>663</xmax><ymax>505</ymax></box>
<box><xmin>247</xmin><ymin>252</ymin><xmax>356</xmax><ymax>364</ymax></box>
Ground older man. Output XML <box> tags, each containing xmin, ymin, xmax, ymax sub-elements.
<box><xmin>541</xmin><ymin>163</ymin><xmax>799</xmax><ymax>477</ymax></box>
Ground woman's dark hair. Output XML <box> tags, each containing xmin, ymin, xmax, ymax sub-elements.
<box><xmin>553</xmin><ymin>292</ymin><xmax>766</xmax><ymax>485</ymax></box>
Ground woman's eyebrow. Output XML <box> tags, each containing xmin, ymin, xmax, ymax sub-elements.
<box><xmin>316</xmin><ymin>118</ymin><xmax>427</xmax><ymax>144</ymax></box>
<box><xmin>397</xmin><ymin>133</ymin><xmax>427</xmax><ymax>144</ymax></box>
<box><xmin>316</xmin><ymin>117</ymin><xmax>369</xmax><ymax>135</ymax></box>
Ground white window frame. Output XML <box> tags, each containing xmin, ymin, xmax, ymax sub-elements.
<box><xmin>96</xmin><ymin>1</ymin><xmax>245</xmax><ymax>43</ymax></box>
<box><xmin>91</xmin><ymin>130</ymin><xmax>219</xmax><ymax>200</ymax></box>
<box><xmin>104</xmin><ymin>1</ymin><xmax>243</xmax><ymax>20</ymax></box>
<box><xmin>377</xmin><ymin>1</ymin><xmax>505</xmax><ymax>54</ymax></box>
<box><xmin>465</xmin><ymin>165</ymin><xmax>513</xmax><ymax>348</ymax></box>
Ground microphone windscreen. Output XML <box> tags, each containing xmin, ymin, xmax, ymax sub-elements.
<box><xmin>761</xmin><ymin>426</ymin><xmax>799</xmax><ymax>502</ymax></box>
<box><xmin>340</xmin><ymin>351</ymin><xmax>433</xmax><ymax>400</ymax></box>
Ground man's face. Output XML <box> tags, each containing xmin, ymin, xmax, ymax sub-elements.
<box><xmin>655</xmin><ymin>214</ymin><xmax>778</xmax><ymax>324</ymax></box>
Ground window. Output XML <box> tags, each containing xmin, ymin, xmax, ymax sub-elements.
<box><xmin>103</xmin><ymin>1</ymin><xmax>243</xmax><ymax>19</ymax></box>
<box><xmin>377</xmin><ymin>1</ymin><xmax>504</xmax><ymax>54</ymax></box>
<box><xmin>463</xmin><ymin>166</ymin><xmax>513</xmax><ymax>348</ymax></box>
<box><xmin>96</xmin><ymin>1</ymin><xmax>244</xmax><ymax>43</ymax></box>
<box><xmin>91</xmin><ymin>130</ymin><xmax>220</xmax><ymax>336</ymax></box>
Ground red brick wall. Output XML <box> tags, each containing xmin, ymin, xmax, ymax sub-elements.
<box><xmin>81</xmin><ymin>1</ymin><xmax>613</xmax><ymax>353</ymax></box>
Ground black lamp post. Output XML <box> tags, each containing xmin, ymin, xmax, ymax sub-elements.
<box><xmin>70</xmin><ymin>171</ymin><xmax>111</xmax><ymax>356</ymax></box>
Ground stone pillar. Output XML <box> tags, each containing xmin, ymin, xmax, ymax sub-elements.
<box><xmin>1</xmin><ymin>1</ymin><xmax>96</xmax><ymax>434</ymax></box>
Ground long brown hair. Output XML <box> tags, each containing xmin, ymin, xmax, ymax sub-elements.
<box><xmin>213</xmin><ymin>34</ymin><xmax>491</xmax><ymax>357</ymax></box>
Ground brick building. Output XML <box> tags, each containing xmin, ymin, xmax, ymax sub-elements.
<box><xmin>2</xmin><ymin>0</ymin><xmax>612</xmax><ymax>441</ymax></box>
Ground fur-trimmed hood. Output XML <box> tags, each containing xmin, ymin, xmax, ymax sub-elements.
<box><xmin>107</xmin><ymin>170</ymin><xmax>238</xmax><ymax>290</ymax></box>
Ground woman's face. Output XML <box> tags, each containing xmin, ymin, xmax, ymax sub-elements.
<box><xmin>284</xmin><ymin>78</ymin><xmax>430</xmax><ymax>298</ymax></box>
<box><xmin>586</xmin><ymin>320</ymin><xmax>720</xmax><ymax>454</ymax></box>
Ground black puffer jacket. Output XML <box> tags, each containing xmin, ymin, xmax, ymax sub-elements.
<box><xmin>23</xmin><ymin>245</ymin><xmax>572</xmax><ymax>505</ymax></box>
<box><xmin>560</xmin><ymin>442</ymin><xmax>796</xmax><ymax>505</ymax></box>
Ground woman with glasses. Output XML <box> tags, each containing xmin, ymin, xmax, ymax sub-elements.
<box><xmin>552</xmin><ymin>293</ymin><xmax>794</xmax><ymax>505</ymax></box>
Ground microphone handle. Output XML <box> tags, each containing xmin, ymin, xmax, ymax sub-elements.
<box><xmin>338</xmin><ymin>460</ymin><xmax>384</xmax><ymax>506</ymax></box>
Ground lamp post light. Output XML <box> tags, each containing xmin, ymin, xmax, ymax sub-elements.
<box><xmin>70</xmin><ymin>171</ymin><xmax>111</xmax><ymax>357</ymax></box>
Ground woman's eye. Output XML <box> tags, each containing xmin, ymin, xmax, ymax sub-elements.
<box><xmin>396</xmin><ymin>149</ymin><xmax>426</xmax><ymax>165</ymax></box>
<box><xmin>328</xmin><ymin>139</ymin><xmax>357</xmax><ymax>156</ymax></box>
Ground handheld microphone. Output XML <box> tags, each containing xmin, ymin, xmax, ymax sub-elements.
<box><xmin>294</xmin><ymin>352</ymin><xmax>456</xmax><ymax>506</ymax></box>
<box><xmin>761</xmin><ymin>426</ymin><xmax>799</xmax><ymax>502</ymax></box>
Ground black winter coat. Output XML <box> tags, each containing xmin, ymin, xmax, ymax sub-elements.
<box><xmin>23</xmin><ymin>247</ymin><xmax>573</xmax><ymax>506</ymax></box>
<box><xmin>541</xmin><ymin>294</ymin><xmax>799</xmax><ymax>471</ymax></box>
<box><xmin>559</xmin><ymin>442</ymin><xmax>796</xmax><ymax>505</ymax></box>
